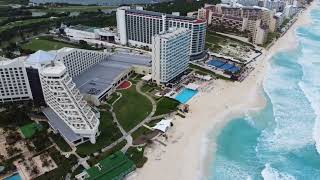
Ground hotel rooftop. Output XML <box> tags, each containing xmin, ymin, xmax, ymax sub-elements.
<box><xmin>73</xmin><ymin>53</ymin><xmax>151</xmax><ymax>100</ymax></box>
<box><xmin>126</xmin><ymin>9</ymin><xmax>205</xmax><ymax>22</ymax></box>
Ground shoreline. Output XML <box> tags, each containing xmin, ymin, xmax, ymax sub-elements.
<box><xmin>128</xmin><ymin>2</ymin><xmax>317</xmax><ymax>180</ymax></box>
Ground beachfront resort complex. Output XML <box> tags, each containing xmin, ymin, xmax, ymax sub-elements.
<box><xmin>0</xmin><ymin>0</ymin><xmax>311</xmax><ymax>179</ymax></box>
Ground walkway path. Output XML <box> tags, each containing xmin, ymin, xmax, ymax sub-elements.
<box><xmin>83</xmin><ymin>81</ymin><xmax>160</xmax><ymax>160</ymax></box>
<box><xmin>105</xmin><ymin>92</ymin><xmax>133</xmax><ymax>153</ymax></box>
<box><xmin>127</xmin><ymin>81</ymin><xmax>157</xmax><ymax>135</ymax></box>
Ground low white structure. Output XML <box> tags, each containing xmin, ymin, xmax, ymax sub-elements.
<box><xmin>153</xmin><ymin>119</ymin><xmax>173</xmax><ymax>133</ymax></box>
<box><xmin>0</xmin><ymin>57</ymin><xmax>33</xmax><ymax>103</ymax></box>
<box><xmin>141</xmin><ymin>74</ymin><xmax>152</xmax><ymax>81</ymax></box>
<box><xmin>64</xmin><ymin>25</ymin><xmax>116</xmax><ymax>42</ymax></box>
<box><xmin>152</xmin><ymin>28</ymin><xmax>191</xmax><ymax>85</ymax></box>
<box><xmin>185</xmin><ymin>83</ymin><xmax>201</xmax><ymax>91</ymax></box>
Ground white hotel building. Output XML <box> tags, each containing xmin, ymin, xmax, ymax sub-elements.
<box><xmin>117</xmin><ymin>7</ymin><xmax>207</xmax><ymax>59</ymax></box>
<box><xmin>152</xmin><ymin>28</ymin><xmax>190</xmax><ymax>85</ymax></box>
<box><xmin>0</xmin><ymin>57</ymin><xmax>33</xmax><ymax>103</ymax></box>
<box><xmin>0</xmin><ymin>48</ymin><xmax>151</xmax><ymax>145</ymax></box>
<box><xmin>55</xmin><ymin>48</ymin><xmax>110</xmax><ymax>78</ymax></box>
<box><xmin>39</xmin><ymin>61</ymin><xmax>99</xmax><ymax>144</ymax></box>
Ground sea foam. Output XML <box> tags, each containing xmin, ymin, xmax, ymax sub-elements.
<box><xmin>261</xmin><ymin>163</ymin><xmax>296</xmax><ymax>180</ymax></box>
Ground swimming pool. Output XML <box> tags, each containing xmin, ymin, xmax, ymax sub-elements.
<box><xmin>175</xmin><ymin>88</ymin><xmax>198</xmax><ymax>104</ymax></box>
<box><xmin>4</xmin><ymin>173</ymin><xmax>22</xmax><ymax>180</ymax></box>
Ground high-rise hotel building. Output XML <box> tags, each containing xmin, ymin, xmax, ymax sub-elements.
<box><xmin>117</xmin><ymin>7</ymin><xmax>206</xmax><ymax>58</ymax></box>
<box><xmin>39</xmin><ymin>61</ymin><xmax>99</xmax><ymax>144</ymax></box>
<box><xmin>152</xmin><ymin>28</ymin><xmax>190</xmax><ymax>85</ymax></box>
<box><xmin>0</xmin><ymin>57</ymin><xmax>33</xmax><ymax>103</ymax></box>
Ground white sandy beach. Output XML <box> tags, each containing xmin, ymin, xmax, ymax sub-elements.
<box><xmin>128</xmin><ymin>2</ymin><xmax>317</xmax><ymax>180</ymax></box>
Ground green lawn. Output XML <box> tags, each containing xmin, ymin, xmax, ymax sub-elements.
<box><xmin>0</xmin><ymin>18</ymin><xmax>51</xmax><ymax>33</ymax></box>
<box><xmin>154</xmin><ymin>97</ymin><xmax>180</xmax><ymax>116</ymax></box>
<box><xmin>87</xmin><ymin>140</ymin><xmax>126</xmax><ymax>166</ymax></box>
<box><xmin>49</xmin><ymin>133</ymin><xmax>72</xmax><ymax>152</ymax></box>
<box><xmin>106</xmin><ymin>93</ymin><xmax>120</xmax><ymax>105</ymax></box>
<box><xmin>19</xmin><ymin>122</ymin><xmax>43</xmax><ymax>138</ymax></box>
<box><xmin>141</xmin><ymin>83</ymin><xmax>161</xmax><ymax>93</ymax></box>
<box><xmin>131</xmin><ymin>126</ymin><xmax>152</xmax><ymax>141</ymax></box>
<box><xmin>206</xmin><ymin>31</ymin><xmax>227</xmax><ymax>45</ymax></box>
<box><xmin>22</xmin><ymin>38</ymin><xmax>76</xmax><ymax>51</ymax></box>
<box><xmin>76</xmin><ymin>111</ymin><xmax>122</xmax><ymax>156</ymax></box>
<box><xmin>70</xmin><ymin>165</ymin><xmax>85</xmax><ymax>179</ymax></box>
<box><xmin>125</xmin><ymin>146</ymin><xmax>148</xmax><ymax>168</ymax></box>
<box><xmin>114</xmin><ymin>85</ymin><xmax>152</xmax><ymax>132</ymax></box>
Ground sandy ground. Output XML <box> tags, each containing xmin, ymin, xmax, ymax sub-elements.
<box><xmin>128</xmin><ymin>2</ymin><xmax>317</xmax><ymax>180</ymax></box>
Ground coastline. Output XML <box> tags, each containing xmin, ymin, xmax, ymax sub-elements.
<box><xmin>128</xmin><ymin>2</ymin><xmax>317</xmax><ymax>180</ymax></box>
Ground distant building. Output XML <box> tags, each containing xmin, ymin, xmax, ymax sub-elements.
<box><xmin>197</xmin><ymin>3</ymin><xmax>274</xmax><ymax>44</ymax></box>
<box><xmin>0</xmin><ymin>57</ymin><xmax>33</xmax><ymax>103</ymax></box>
<box><xmin>253</xmin><ymin>20</ymin><xmax>269</xmax><ymax>44</ymax></box>
<box><xmin>64</xmin><ymin>25</ymin><xmax>116</xmax><ymax>43</ymax></box>
<box><xmin>152</xmin><ymin>29</ymin><xmax>190</xmax><ymax>85</ymax></box>
<box><xmin>116</xmin><ymin>6</ymin><xmax>206</xmax><ymax>59</ymax></box>
<box><xmin>284</xmin><ymin>5</ymin><xmax>299</xmax><ymax>18</ymax></box>
<box><xmin>262</xmin><ymin>0</ymin><xmax>286</xmax><ymax>11</ymax></box>
<box><xmin>187</xmin><ymin>11</ymin><xmax>198</xmax><ymax>18</ymax></box>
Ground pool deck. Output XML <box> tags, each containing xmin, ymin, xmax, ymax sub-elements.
<box><xmin>174</xmin><ymin>88</ymin><xmax>198</xmax><ymax>104</ymax></box>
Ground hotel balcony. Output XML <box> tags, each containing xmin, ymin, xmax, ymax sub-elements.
<box><xmin>79</xmin><ymin>100</ymin><xmax>87</xmax><ymax>108</ymax></box>
<box><xmin>67</xmin><ymin>82</ymin><xmax>76</xmax><ymax>90</ymax></box>
<box><xmin>63</xmin><ymin>76</ymin><xmax>72</xmax><ymax>84</ymax></box>
<box><xmin>83</xmin><ymin>106</ymin><xmax>91</xmax><ymax>115</ymax></box>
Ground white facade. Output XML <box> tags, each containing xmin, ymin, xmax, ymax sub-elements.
<box><xmin>263</xmin><ymin>0</ymin><xmax>286</xmax><ymax>11</ymax></box>
<box><xmin>0</xmin><ymin>58</ymin><xmax>33</xmax><ymax>103</ymax></box>
<box><xmin>152</xmin><ymin>29</ymin><xmax>190</xmax><ymax>85</ymax></box>
<box><xmin>64</xmin><ymin>25</ymin><xmax>116</xmax><ymax>42</ymax></box>
<box><xmin>55</xmin><ymin>48</ymin><xmax>110</xmax><ymax>77</ymax></box>
<box><xmin>39</xmin><ymin>61</ymin><xmax>99</xmax><ymax>144</ymax></box>
<box><xmin>117</xmin><ymin>7</ymin><xmax>130</xmax><ymax>45</ymax></box>
<box><xmin>65</xmin><ymin>27</ymin><xmax>97</xmax><ymax>39</ymax></box>
<box><xmin>116</xmin><ymin>7</ymin><xmax>206</xmax><ymax>57</ymax></box>
<box><xmin>253</xmin><ymin>20</ymin><xmax>269</xmax><ymax>44</ymax></box>
<box><xmin>284</xmin><ymin>5</ymin><xmax>298</xmax><ymax>18</ymax></box>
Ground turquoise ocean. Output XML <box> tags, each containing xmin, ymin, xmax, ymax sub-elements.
<box><xmin>206</xmin><ymin>3</ymin><xmax>320</xmax><ymax>180</ymax></box>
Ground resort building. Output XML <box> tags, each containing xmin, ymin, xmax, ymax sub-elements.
<box><xmin>24</xmin><ymin>48</ymin><xmax>151</xmax><ymax>107</ymax></box>
<box><xmin>116</xmin><ymin>6</ymin><xmax>206</xmax><ymax>59</ymax></box>
<box><xmin>54</xmin><ymin>48</ymin><xmax>110</xmax><ymax>77</ymax></box>
<box><xmin>0</xmin><ymin>48</ymin><xmax>151</xmax><ymax>145</ymax></box>
<box><xmin>39</xmin><ymin>61</ymin><xmax>100</xmax><ymax>145</ymax></box>
<box><xmin>0</xmin><ymin>57</ymin><xmax>33</xmax><ymax>103</ymax></box>
<box><xmin>253</xmin><ymin>21</ymin><xmax>269</xmax><ymax>44</ymax></box>
<box><xmin>262</xmin><ymin>0</ymin><xmax>286</xmax><ymax>11</ymax></box>
<box><xmin>284</xmin><ymin>5</ymin><xmax>299</xmax><ymax>18</ymax></box>
<box><xmin>25</xmin><ymin>50</ymin><xmax>58</xmax><ymax>106</ymax></box>
<box><xmin>63</xmin><ymin>24</ymin><xmax>116</xmax><ymax>43</ymax></box>
<box><xmin>197</xmin><ymin>3</ymin><xmax>274</xmax><ymax>45</ymax></box>
<box><xmin>151</xmin><ymin>28</ymin><xmax>190</xmax><ymax>85</ymax></box>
